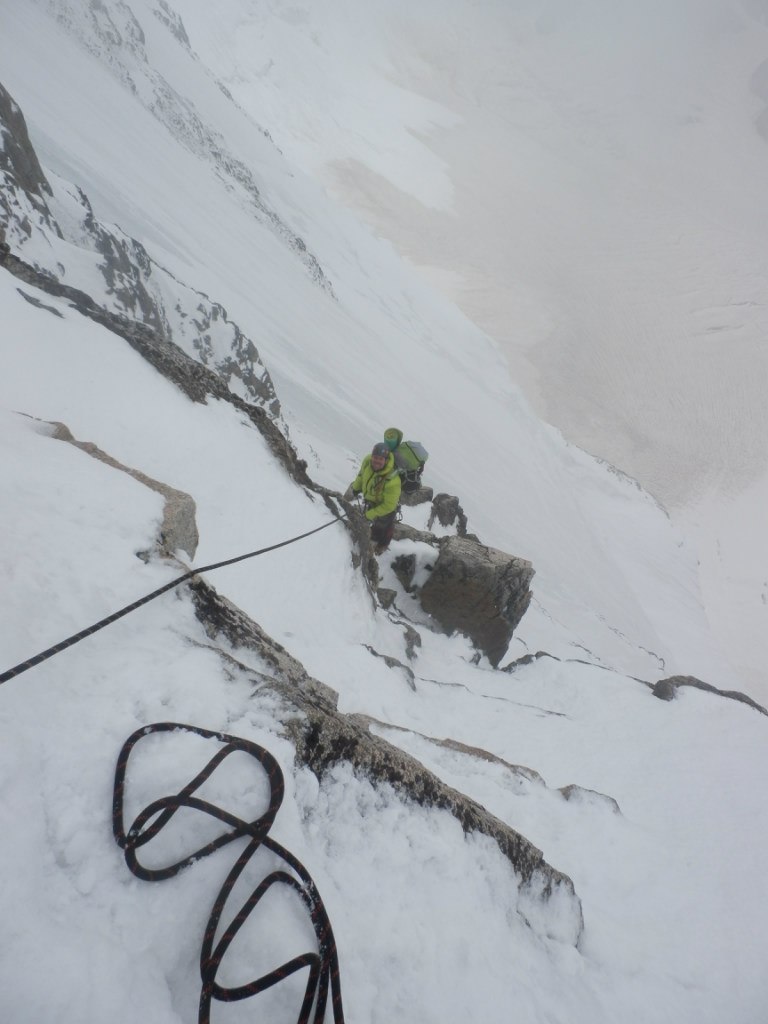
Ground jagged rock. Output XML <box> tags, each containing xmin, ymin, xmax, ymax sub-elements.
<box><xmin>336</xmin><ymin>498</ymin><xmax>380</xmax><ymax>594</ymax></box>
<box><xmin>437</xmin><ymin>738</ymin><xmax>545</xmax><ymax>783</ymax></box>
<box><xmin>401</xmin><ymin>622</ymin><xmax>422</xmax><ymax>660</ymax></box>
<box><xmin>154</xmin><ymin>0</ymin><xmax>191</xmax><ymax>48</ymax></box>
<box><xmin>391</xmin><ymin>553</ymin><xmax>418</xmax><ymax>592</ymax></box>
<box><xmin>390</xmin><ymin>509</ymin><xmax>534</xmax><ymax>666</ymax></box>
<box><xmin>0</xmin><ymin>83</ymin><xmax>52</xmax><ymax>199</ymax></box>
<box><xmin>16</xmin><ymin>290</ymin><xmax>64</xmax><ymax>317</ymax></box>
<box><xmin>42</xmin><ymin>0</ymin><xmax>334</xmax><ymax>293</ymax></box>
<box><xmin>66</xmin><ymin>192</ymin><xmax>281</xmax><ymax>413</ymax></box>
<box><xmin>0</xmin><ymin>84</ymin><xmax>280</xmax><ymax>413</ymax></box>
<box><xmin>376</xmin><ymin>588</ymin><xmax>397</xmax><ymax>609</ymax></box>
<box><xmin>385</xmin><ymin>615</ymin><xmax>423</xmax><ymax>661</ymax></box>
<box><xmin>502</xmin><ymin>651</ymin><xmax>554</xmax><ymax>673</ymax></box>
<box><xmin>0</xmin><ymin>82</ymin><xmax>60</xmax><ymax>248</ymax></box>
<box><xmin>392</xmin><ymin>521</ymin><xmax>437</xmax><ymax>545</ymax></box>
<box><xmin>4</xmin><ymin>242</ymin><xmax>537</xmax><ymax>677</ymax></box>
<box><xmin>428</xmin><ymin>492</ymin><xmax>469</xmax><ymax>536</ymax></box>
<box><xmin>652</xmin><ymin>678</ymin><xmax>677</xmax><ymax>701</ymax></box>
<box><xmin>362</xmin><ymin>644</ymin><xmax>416</xmax><ymax>690</ymax></box>
<box><xmin>185</xmin><ymin>576</ymin><xmax>582</xmax><ymax>944</ymax></box>
<box><xmin>158</xmin><ymin>488</ymin><xmax>199</xmax><ymax>560</ymax></box>
<box><xmin>2</xmin><ymin>244</ymin><xmax>376</xmax><ymax>607</ymax></box>
<box><xmin>40</xmin><ymin>417</ymin><xmax>199</xmax><ymax>559</ymax></box>
<box><xmin>400</xmin><ymin>484</ymin><xmax>434</xmax><ymax>507</ymax></box>
<box><xmin>652</xmin><ymin>674</ymin><xmax>767</xmax><ymax>715</ymax></box>
<box><xmin>419</xmin><ymin>536</ymin><xmax>534</xmax><ymax>667</ymax></box>
<box><xmin>559</xmin><ymin>784</ymin><xmax>622</xmax><ymax>815</ymax></box>
<box><xmin>0</xmin><ymin>247</ymin><xmax>306</xmax><ymax>483</ymax></box>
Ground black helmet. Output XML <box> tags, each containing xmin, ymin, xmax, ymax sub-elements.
<box><xmin>371</xmin><ymin>442</ymin><xmax>389</xmax><ymax>459</ymax></box>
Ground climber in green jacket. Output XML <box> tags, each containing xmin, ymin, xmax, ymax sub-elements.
<box><xmin>345</xmin><ymin>442</ymin><xmax>401</xmax><ymax>553</ymax></box>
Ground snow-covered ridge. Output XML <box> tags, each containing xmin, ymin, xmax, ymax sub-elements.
<box><xmin>44</xmin><ymin>0</ymin><xmax>333</xmax><ymax>291</ymax></box>
<box><xmin>1</xmin><ymin>78</ymin><xmax>281</xmax><ymax>413</ymax></box>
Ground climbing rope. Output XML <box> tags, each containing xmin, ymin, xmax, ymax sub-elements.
<box><xmin>0</xmin><ymin>515</ymin><xmax>344</xmax><ymax>686</ymax></box>
<box><xmin>113</xmin><ymin>721</ymin><xmax>346</xmax><ymax>1024</ymax></box>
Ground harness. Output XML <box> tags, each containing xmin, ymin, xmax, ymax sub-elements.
<box><xmin>363</xmin><ymin>466</ymin><xmax>399</xmax><ymax>516</ymax></box>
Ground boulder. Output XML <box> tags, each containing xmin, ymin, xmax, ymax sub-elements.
<box><xmin>376</xmin><ymin>587</ymin><xmax>397</xmax><ymax>609</ymax></box>
<box><xmin>391</xmin><ymin>553</ymin><xmax>417</xmax><ymax>592</ymax></box>
<box><xmin>652</xmin><ymin>674</ymin><xmax>767</xmax><ymax>715</ymax></box>
<box><xmin>419</xmin><ymin>536</ymin><xmax>534</xmax><ymax>667</ymax></box>
<box><xmin>400</xmin><ymin>484</ymin><xmax>433</xmax><ymax>507</ymax></box>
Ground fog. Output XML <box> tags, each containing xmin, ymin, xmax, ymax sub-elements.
<box><xmin>328</xmin><ymin>0</ymin><xmax>768</xmax><ymax>698</ymax></box>
<box><xmin>187</xmin><ymin>0</ymin><xmax>768</xmax><ymax>696</ymax></box>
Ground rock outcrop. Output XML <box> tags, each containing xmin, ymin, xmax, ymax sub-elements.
<box><xmin>0</xmin><ymin>82</ymin><xmax>60</xmax><ymax>248</ymax></box>
<box><xmin>186</xmin><ymin>576</ymin><xmax>583</xmax><ymax>945</ymax></box>
<box><xmin>400</xmin><ymin>484</ymin><xmax>434</xmax><ymax>507</ymax></box>
<box><xmin>420</xmin><ymin>537</ymin><xmax>534</xmax><ymax>667</ymax></box>
<box><xmin>38</xmin><ymin>418</ymin><xmax>199</xmax><ymax>560</ymax></box>
<box><xmin>427</xmin><ymin>492</ymin><xmax>469</xmax><ymax>537</ymax></box>
<box><xmin>0</xmin><ymin>245</ymin><xmax>312</xmax><ymax>487</ymax></box>
<box><xmin>391</xmin><ymin>511</ymin><xmax>534</xmax><ymax>667</ymax></box>
<box><xmin>0</xmin><ymin>82</ymin><xmax>280</xmax><ymax>414</ymax></box>
<box><xmin>0</xmin><ymin>82</ymin><xmax>52</xmax><ymax>202</ymax></box>
<box><xmin>652</xmin><ymin>674</ymin><xmax>767</xmax><ymax>715</ymax></box>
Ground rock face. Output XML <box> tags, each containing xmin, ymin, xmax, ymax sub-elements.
<box><xmin>419</xmin><ymin>536</ymin><xmax>534</xmax><ymax>667</ymax></box>
<box><xmin>0</xmin><ymin>82</ymin><xmax>281</xmax><ymax>414</ymax></box>
<box><xmin>44</xmin><ymin>420</ymin><xmax>199</xmax><ymax>560</ymax></box>
<box><xmin>400</xmin><ymin>484</ymin><xmax>434</xmax><ymax>507</ymax></box>
<box><xmin>388</xmin><ymin>495</ymin><xmax>534</xmax><ymax>665</ymax></box>
<box><xmin>652</xmin><ymin>674</ymin><xmax>767</xmax><ymax>715</ymax></box>
<box><xmin>186</xmin><ymin>577</ymin><xmax>583</xmax><ymax>945</ymax></box>
<box><xmin>0</xmin><ymin>82</ymin><xmax>59</xmax><ymax>248</ymax></box>
<box><xmin>0</xmin><ymin>82</ymin><xmax>51</xmax><ymax>200</ymax></box>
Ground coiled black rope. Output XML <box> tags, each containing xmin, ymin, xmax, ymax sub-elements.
<box><xmin>0</xmin><ymin>515</ymin><xmax>344</xmax><ymax>686</ymax></box>
<box><xmin>113</xmin><ymin>722</ymin><xmax>346</xmax><ymax>1024</ymax></box>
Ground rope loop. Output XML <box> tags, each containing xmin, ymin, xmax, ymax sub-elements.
<box><xmin>113</xmin><ymin>722</ymin><xmax>346</xmax><ymax>1024</ymax></box>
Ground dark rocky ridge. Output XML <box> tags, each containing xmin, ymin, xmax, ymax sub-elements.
<box><xmin>40</xmin><ymin>0</ymin><xmax>332</xmax><ymax>292</ymax></box>
<box><xmin>0</xmin><ymin>80</ymin><xmax>279</xmax><ymax>413</ymax></box>
<box><xmin>652</xmin><ymin>674</ymin><xmax>767</xmax><ymax>715</ymax></box>
<box><xmin>0</xmin><ymin>82</ymin><xmax>52</xmax><ymax>200</ymax></box>
<box><xmin>186</xmin><ymin>576</ymin><xmax>584</xmax><ymax>943</ymax></box>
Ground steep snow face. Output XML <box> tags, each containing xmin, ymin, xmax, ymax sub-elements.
<box><xmin>2</xmin><ymin>3</ymin><xmax>768</xmax><ymax>1024</ymax></box>
<box><xmin>0</xmin><ymin>0</ymin><xmax>737</xmax><ymax>687</ymax></box>
<box><xmin>178</xmin><ymin>0</ymin><xmax>768</xmax><ymax>697</ymax></box>
<box><xmin>1</xmin><ymin>276</ymin><xmax>767</xmax><ymax>1024</ymax></box>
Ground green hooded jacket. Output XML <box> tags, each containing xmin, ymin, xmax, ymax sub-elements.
<box><xmin>351</xmin><ymin>452</ymin><xmax>401</xmax><ymax>520</ymax></box>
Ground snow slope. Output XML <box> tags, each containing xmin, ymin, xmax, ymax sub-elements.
<box><xmin>1</xmin><ymin>2</ymin><xmax>767</xmax><ymax>1022</ymax></box>
<box><xmin>180</xmin><ymin>0</ymin><xmax>768</xmax><ymax>697</ymax></box>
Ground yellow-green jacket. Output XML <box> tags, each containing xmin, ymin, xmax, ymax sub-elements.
<box><xmin>351</xmin><ymin>453</ymin><xmax>401</xmax><ymax>520</ymax></box>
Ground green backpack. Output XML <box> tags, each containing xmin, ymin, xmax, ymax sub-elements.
<box><xmin>384</xmin><ymin>428</ymin><xmax>429</xmax><ymax>494</ymax></box>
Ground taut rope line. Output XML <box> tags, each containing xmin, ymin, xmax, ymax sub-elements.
<box><xmin>0</xmin><ymin>516</ymin><xmax>344</xmax><ymax>686</ymax></box>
